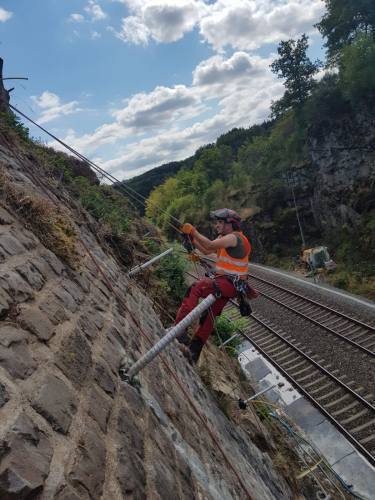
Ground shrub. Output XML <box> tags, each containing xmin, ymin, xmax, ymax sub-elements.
<box><xmin>213</xmin><ymin>313</ymin><xmax>247</xmax><ymax>356</ymax></box>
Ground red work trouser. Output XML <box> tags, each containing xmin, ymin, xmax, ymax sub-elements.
<box><xmin>174</xmin><ymin>276</ymin><xmax>237</xmax><ymax>344</ymax></box>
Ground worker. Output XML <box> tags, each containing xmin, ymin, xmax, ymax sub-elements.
<box><xmin>176</xmin><ymin>208</ymin><xmax>251</xmax><ymax>363</ymax></box>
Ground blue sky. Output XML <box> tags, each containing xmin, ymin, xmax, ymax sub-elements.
<box><xmin>0</xmin><ymin>0</ymin><xmax>326</xmax><ymax>179</ymax></box>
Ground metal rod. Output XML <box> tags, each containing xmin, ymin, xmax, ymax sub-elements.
<box><xmin>219</xmin><ymin>333</ymin><xmax>239</xmax><ymax>349</ymax></box>
<box><xmin>245</xmin><ymin>382</ymin><xmax>284</xmax><ymax>403</ymax></box>
<box><xmin>128</xmin><ymin>247</ymin><xmax>173</xmax><ymax>276</ymax></box>
<box><xmin>122</xmin><ymin>293</ymin><xmax>217</xmax><ymax>379</ymax></box>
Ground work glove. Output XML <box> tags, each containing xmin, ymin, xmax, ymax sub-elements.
<box><xmin>181</xmin><ymin>223</ymin><xmax>196</xmax><ymax>236</ymax></box>
<box><xmin>188</xmin><ymin>253</ymin><xmax>201</xmax><ymax>263</ymax></box>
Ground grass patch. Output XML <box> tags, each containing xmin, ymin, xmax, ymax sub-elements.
<box><xmin>0</xmin><ymin>167</ymin><xmax>80</xmax><ymax>268</ymax></box>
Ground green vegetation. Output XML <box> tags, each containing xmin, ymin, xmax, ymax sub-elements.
<box><xmin>212</xmin><ymin>314</ymin><xmax>248</xmax><ymax>356</ymax></box>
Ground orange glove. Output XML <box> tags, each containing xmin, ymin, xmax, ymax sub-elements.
<box><xmin>188</xmin><ymin>253</ymin><xmax>201</xmax><ymax>263</ymax></box>
<box><xmin>181</xmin><ymin>223</ymin><xmax>196</xmax><ymax>236</ymax></box>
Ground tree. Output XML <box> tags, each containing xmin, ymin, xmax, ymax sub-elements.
<box><xmin>316</xmin><ymin>0</ymin><xmax>375</xmax><ymax>64</ymax></box>
<box><xmin>270</xmin><ymin>34</ymin><xmax>322</xmax><ymax>117</ymax></box>
<box><xmin>339</xmin><ymin>34</ymin><xmax>375</xmax><ymax>106</ymax></box>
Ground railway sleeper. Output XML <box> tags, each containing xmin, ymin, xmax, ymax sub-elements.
<box><xmin>361</xmin><ymin>338</ymin><xmax>375</xmax><ymax>350</ymax></box>
<box><xmin>332</xmin><ymin>400</ymin><xmax>361</xmax><ymax>417</ymax></box>
<box><xmin>319</xmin><ymin>315</ymin><xmax>345</xmax><ymax>326</ymax></box>
<box><xmin>324</xmin><ymin>393</ymin><xmax>351</xmax><ymax>409</ymax></box>
<box><xmin>316</xmin><ymin>386</ymin><xmax>343</xmax><ymax>402</ymax></box>
<box><xmin>266</xmin><ymin>344</ymin><xmax>292</xmax><ymax>357</ymax></box>
<box><xmin>309</xmin><ymin>381</ymin><xmax>335</xmax><ymax>396</ymax></box>
<box><xmin>281</xmin><ymin>358</ymin><xmax>307</xmax><ymax>371</ymax></box>
<box><xmin>349</xmin><ymin>330</ymin><xmax>370</xmax><ymax>342</ymax></box>
<box><xmin>341</xmin><ymin>409</ymin><xmax>369</xmax><ymax>425</ymax></box>
<box><xmin>304</xmin><ymin>375</ymin><xmax>330</xmax><ymax>389</ymax></box>
<box><xmin>297</xmin><ymin>368</ymin><xmax>338</xmax><ymax>383</ymax></box>
<box><xmin>359</xmin><ymin>433</ymin><xmax>375</xmax><ymax>445</ymax></box>
<box><xmin>274</xmin><ymin>351</ymin><xmax>297</xmax><ymax>364</ymax></box>
<box><xmin>290</xmin><ymin>364</ymin><xmax>315</xmax><ymax>378</ymax></box>
<box><xmin>349</xmin><ymin>418</ymin><xmax>375</xmax><ymax>435</ymax></box>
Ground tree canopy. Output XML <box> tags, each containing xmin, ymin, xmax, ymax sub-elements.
<box><xmin>270</xmin><ymin>34</ymin><xmax>321</xmax><ymax>117</ymax></box>
<box><xmin>316</xmin><ymin>0</ymin><xmax>375</xmax><ymax>63</ymax></box>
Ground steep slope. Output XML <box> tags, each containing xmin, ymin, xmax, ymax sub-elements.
<box><xmin>0</xmin><ymin>119</ymin><xmax>304</xmax><ymax>499</ymax></box>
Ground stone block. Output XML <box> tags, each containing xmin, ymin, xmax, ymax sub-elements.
<box><xmin>18</xmin><ymin>306</ymin><xmax>55</xmax><ymax>341</ymax></box>
<box><xmin>101</xmin><ymin>335</ymin><xmax>123</xmax><ymax>374</ymax></box>
<box><xmin>30</xmin><ymin>256</ymin><xmax>55</xmax><ymax>280</ymax></box>
<box><xmin>88</xmin><ymin>386</ymin><xmax>111</xmax><ymax>433</ymax></box>
<box><xmin>0</xmin><ymin>413</ymin><xmax>53</xmax><ymax>499</ymax></box>
<box><xmin>55</xmin><ymin>331</ymin><xmax>92</xmax><ymax>387</ymax></box>
<box><xmin>0</xmin><ymin>326</ymin><xmax>36</xmax><ymax>379</ymax></box>
<box><xmin>119</xmin><ymin>384</ymin><xmax>145</xmax><ymax>418</ymax></box>
<box><xmin>0</xmin><ymin>288</ymin><xmax>11</xmax><ymax>318</ymax></box>
<box><xmin>69</xmin><ymin>426</ymin><xmax>106</xmax><ymax>499</ymax></box>
<box><xmin>43</xmin><ymin>250</ymin><xmax>65</xmax><ymax>275</ymax></box>
<box><xmin>32</xmin><ymin>375</ymin><xmax>77</xmax><ymax>434</ymax></box>
<box><xmin>93</xmin><ymin>361</ymin><xmax>116</xmax><ymax>397</ymax></box>
<box><xmin>53</xmin><ymin>288</ymin><xmax>78</xmax><ymax>313</ymax></box>
<box><xmin>0</xmin><ymin>270</ymin><xmax>34</xmax><ymax>303</ymax></box>
<box><xmin>15</xmin><ymin>261</ymin><xmax>45</xmax><ymax>291</ymax></box>
<box><xmin>0</xmin><ymin>207</ymin><xmax>14</xmax><ymax>225</ymax></box>
<box><xmin>39</xmin><ymin>297</ymin><xmax>69</xmax><ymax>326</ymax></box>
<box><xmin>117</xmin><ymin>407</ymin><xmax>144</xmax><ymax>460</ymax></box>
<box><xmin>77</xmin><ymin>314</ymin><xmax>99</xmax><ymax>341</ymax></box>
<box><xmin>0</xmin><ymin>233</ymin><xmax>24</xmax><ymax>256</ymax></box>
<box><xmin>0</xmin><ymin>382</ymin><xmax>9</xmax><ymax>408</ymax></box>
<box><xmin>54</xmin><ymin>484</ymin><xmax>81</xmax><ymax>500</ymax></box>
<box><xmin>11</xmin><ymin>229</ymin><xmax>38</xmax><ymax>250</ymax></box>
<box><xmin>61</xmin><ymin>280</ymin><xmax>84</xmax><ymax>305</ymax></box>
<box><xmin>72</xmin><ymin>272</ymin><xmax>90</xmax><ymax>293</ymax></box>
<box><xmin>117</xmin><ymin>452</ymin><xmax>147</xmax><ymax>499</ymax></box>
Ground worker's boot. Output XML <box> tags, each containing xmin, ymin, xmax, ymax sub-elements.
<box><xmin>189</xmin><ymin>336</ymin><xmax>204</xmax><ymax>364</ymax></box>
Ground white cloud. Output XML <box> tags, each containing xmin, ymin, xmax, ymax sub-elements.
<box><xmin>91</xmin><ymin>31</ymin><xmax>101</xmax><ymax>39</ymax></box>
<box><xmin>199</xmin><ymin>0</ymin><xmax>325</xmax><ymax>51</ymax></box>
<box><xmin>113</xmin><ymin>0</ymin><xmax>324</xmax><ymax>50</ymax></box>
<box><xmin>52</xmin><ymin>51</ymin><xmax>283</xmax><ymax>177</ymax></box>
<box><xmin>193</xmin><ymin>52</ymin><xmax>267</xmax><ymax>86</ymax></box>
<box><xmin>115</xmin><ymin>16</ymin><xmax>150</xmax><ymax>45</ymax></box>
<box><xmin>114</xmin><ymin>0</ymin><xmax>207</xmax><ymax>45</ymax></box>
<box><xmin>69</xmin><ymin>13</ymin><xmax>85</xmax><ymax>23</ymax></box>
<box><xmin>0</xmin><ymin>7</ymin><xmax>12</xmax><ymax>22</ymax></box>
<box><xmin>31</xmin><ymin>91</ymin><xmax>82</xmax><ymax>124</ymax></box>
<box><xmin>85</xmin><ymin>0</ymin><xmax>107</xmax><ymax>21</ymax></box>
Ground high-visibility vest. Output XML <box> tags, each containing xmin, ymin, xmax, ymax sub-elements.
<box><xmin>216</xmin><ymin>232</ymin><xmax>251</xmax><ymax>278</ymax></box>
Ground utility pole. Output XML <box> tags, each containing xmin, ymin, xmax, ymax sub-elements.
<box><xmin>0</xmin><ymin>58</ymin><xmax>10</xmax><ymax>113</ymax></box>
<box><xmin>0</xmin><ymin>58</ymin><xmax>28</xmax><ymax>113</ymax></box>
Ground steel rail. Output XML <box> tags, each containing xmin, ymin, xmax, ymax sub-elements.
<box><xmin>248</xmin><ymin>271</ymin><xmax>375</xmax><ymax>332</ymax></box>
<box><xmin>249</xmin><ymin>276</ymin><xmax>375</xmax><ymax>357</ymax></box>
<box><xmin>238</xmin><ymin>321</ymin><xmax>375</xmax><ymax>467</ymax></box>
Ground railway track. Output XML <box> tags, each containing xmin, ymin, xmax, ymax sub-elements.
<box><xmin>191</xmin><ymin>261</ymin><xmax>375</xmax><ymax>463</ymax></box>
<box><xmin>226</xmin><ymin>305</ymin><xmax>375</xmax><ymax>466</ymax></box>
<box><xmin>247</xmin><ymin>269</ymin><xmax>375</xmax><ymax>357</ymax></box>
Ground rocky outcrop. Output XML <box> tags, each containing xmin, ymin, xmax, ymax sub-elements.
<box><xmin>0</xmin><ymin>125</ymin><xmax>297</xmax><ymax>498</ymax></box>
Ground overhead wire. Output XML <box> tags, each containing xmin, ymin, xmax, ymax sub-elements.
<box><xmin>9</xmin><ymin>104</ymin><xmax>184</xmax><ymax>235</ymax></box>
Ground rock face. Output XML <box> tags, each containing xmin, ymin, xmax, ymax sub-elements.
<box><xmin>0</xmin><ymin>128</ymin><xmax>296</xmax><ymax>499</ymax></box>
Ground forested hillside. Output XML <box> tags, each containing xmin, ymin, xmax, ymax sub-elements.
<box><xmin>131</xmin><ymin>0</ymin><xmax>375</xmax><ymax>298</ymax></box>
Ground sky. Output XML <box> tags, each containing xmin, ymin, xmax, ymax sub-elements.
<box><xmin>0</xmin><ymin>0</ymin><xmax>326</xmax><ymax>180</ymax></box>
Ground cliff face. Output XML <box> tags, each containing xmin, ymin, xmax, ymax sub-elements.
<box><xmin>0</xmin><ymin>125</ymin><xmax>297</xmax><ymax>499</ymax></box>
<box><xmin>249</xmin><ymin>109</ymin><xmax>375</xmax><ymax>260</ymax></box>
<box><xmin>308</xmin><ymin>109</ymin><xmax>375</xmax><ymax>231</ymax></box>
